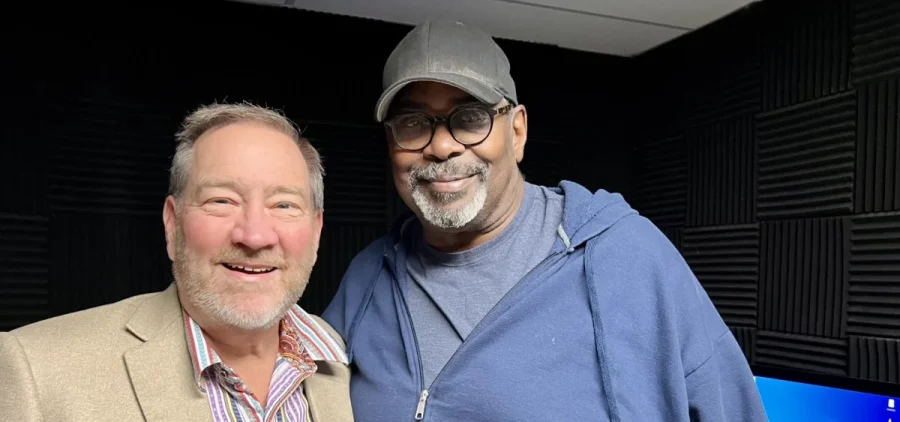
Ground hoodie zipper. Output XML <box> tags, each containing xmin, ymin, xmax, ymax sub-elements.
<box><xmin>384</xmin><ymin>252</ymin><xmax>429</xmax><ymax>420</ymax></box>
<box><xmin>414</xmin><ymin>248</ymin><xmax>569</xmax><ymax>419</ymax></box>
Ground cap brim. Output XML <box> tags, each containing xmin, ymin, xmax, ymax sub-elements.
<box><xmin>374</xmin><ymin>72</ymin><xmax>504</xmax><ymax>122</ymax></box>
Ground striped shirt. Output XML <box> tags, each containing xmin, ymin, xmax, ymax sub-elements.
<box><xmin>183</xmin><ymin>305</ymin><xmax>348</xmax><ymax>422</ymax></box>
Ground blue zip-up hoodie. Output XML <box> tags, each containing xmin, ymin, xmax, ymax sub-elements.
<box><xmin>322</xmin><ymin>181</ymin><xmax>767</xmax><ymax>421</ymax></box>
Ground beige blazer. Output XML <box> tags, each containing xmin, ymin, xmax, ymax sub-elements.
<box><xmin>0</xmin><ymin>284</ymin><xmax>353</xmax><ymax>422</ymax></box>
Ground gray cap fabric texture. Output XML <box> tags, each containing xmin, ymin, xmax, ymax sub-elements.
<box><xmin>374</xmin><ymin>18</ymin><xmax>518</xmax><ymax>122</ymax></box>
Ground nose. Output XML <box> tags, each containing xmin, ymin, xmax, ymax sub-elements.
<box><xmin>423</xmin><ymin>121</ymin><xmax>465</xmax><ymax>161</ymax></box>
<box><xmin>231</xmin><ymin>206</ymin><xmax>278</xmax><ymax>250</ymax></box>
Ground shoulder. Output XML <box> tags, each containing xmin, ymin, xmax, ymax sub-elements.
<box><xmin>0</xmin><ymin>289</ymin><xmax>164</xmax><ymax>374</ymax></box>
<box><xmin>584</xmin><ymin>213</ymin><xmax>695</xmax><ymax>310</ymax></box>
<box><xmin>9</xmin><ymin>289</ymin><xmax>159</xmax><ymax>343</ymax></box>
<box><xmin>591</xmin><ymin>214</ymin><xmax>674</xmax><ymax>258</ymax></box>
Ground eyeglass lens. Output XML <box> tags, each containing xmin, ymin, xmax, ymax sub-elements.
<box><xmin>391</xmin><ymin>107</ymin><xmax>492</xmax><ymax>150</ymax></box>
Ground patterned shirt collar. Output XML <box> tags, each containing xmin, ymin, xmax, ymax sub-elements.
<box><xmin>182</xmin><ymin>305</ymin><xmax>348</xmax><ymax>389</ymax></box>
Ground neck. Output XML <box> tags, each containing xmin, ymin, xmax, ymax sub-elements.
<box><xmin>183</xmin><ymin>303</ymin><xmax>281</xmax><ymax>362</ymax></box>
<box><xmin>203</xmin><ymin>324</ymin><xmax>280</xmax><ymax>362</ymax></box>
<box><xmin>423</xmin><ymin>176</ymin><xmax>525</xmax><ymax>253</ymax></box>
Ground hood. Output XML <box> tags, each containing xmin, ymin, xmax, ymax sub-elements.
<box><xmin>552</xmin><ymin>180</ymin><xmax>638</xmax><ymax>251</ymax></box>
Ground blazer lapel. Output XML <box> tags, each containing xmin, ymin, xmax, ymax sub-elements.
<box><xmin>303</xmin><ymin>360</ymin><xmax>354</xmax><ymax>422</ymax></box>
<box><xmin>123</xmin><ymin>283</ymin><xmax>214</xmax><ymax>422</ymax></box>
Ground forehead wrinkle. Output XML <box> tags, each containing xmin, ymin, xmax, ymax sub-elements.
<box><xmin>192</xmin><ymin>178</ymin><xmax>307</xmax><ymax>199</ymax></box>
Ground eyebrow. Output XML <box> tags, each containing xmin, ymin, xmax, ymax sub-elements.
<box><xmin>193</xmin><ymin>179</ymin><xmax>241</xmax><ymax>197</ymax></box>
<box><xmin>266</xmin><ymin>185</ymin><xmax>307</xmax><ymax>199</ymax></box>
<box><xmin>194</xmin><ymin>180</ymin><xmax>308</xmax><ymax>201</ymax></box>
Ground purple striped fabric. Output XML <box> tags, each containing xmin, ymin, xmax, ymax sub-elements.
<box><xmin>183</xmin><ymin>305</ymin><xmax>346</xmax><ymax>422</ymax></box>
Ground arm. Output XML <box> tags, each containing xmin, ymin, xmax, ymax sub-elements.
<box><xmin>684</xmin><ymin>323</ymin><xmax>768</xmax><ymax>421</ymax></box>
<box><xmin>586</xmin><ymin>213</ymin><xmax>767</xmax><ymax>421</ymax></box>
<box><xmin>0</xmin><ymin>332</ymin><xmax>44</xmax><ymax>422</ymax></box>
<box><xmin>665</xmin><ymin>235</ymin><xmax>768</xmax><ymax>421</ymax></box>
<box><xmin>672</xmin><ymin>235</ymin><xmax>767</xmax><ymax>421</ymax></box>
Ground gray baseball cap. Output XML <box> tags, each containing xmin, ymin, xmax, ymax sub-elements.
<box><xmin>374</xmin><ymin>18</ymin><xmax>518</xmax><ymax>122</ymax></box>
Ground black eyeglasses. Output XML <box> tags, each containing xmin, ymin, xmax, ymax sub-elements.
<box><xmin>384</xmin><ymin>104</ymin><xmax>514</xmax><ymax>151</ymax></box>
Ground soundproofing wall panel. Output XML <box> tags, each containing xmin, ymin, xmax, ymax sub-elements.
<box><xmin>852</xmin><ymin>0</ymin><xmax>900</xmax><ymax>85</ymax></box>
<box><xmin>633</xmin><ymin>0</ymin><xmax>900</xmax><ymax>389</ymax></box>
<box><xmin>683</xmin><ymin>223</ymin><xmax>760</xmax><ymax>327</ymax></box>
<box><xmin>761</xmin><ymin>0</ymin><xmax>852</xmax><ymax>111</ymax></box>
<box><xmin>0</xmin><ymin>214</ymin><xmax>49</xmax><ymax>332</ymax></box>
<box><xmin>635</xmin><ymin>136</ymin><xmax>686</xmax><ymax>229</ymax></box>
<box><xmin>756</xmin><ymin>91</ymin><xmax>856</xmax><ymax>220</ymax></box>
<box><xmin>731</xmin><ymin>326</ymin><xmax>757</xmax><ymax>364</ymax></box>
<box><xmin>756</xmin><ymin>331</ymin><xmax>849</xmax><ymax>376</ymax></box>
<box><xmin>849</xmin><ymin>336</ymin><xmax>900</xmax><ymax>384</ymax></box>
<box><xmin>686</xmin><ymin>115</ymin><xmax>756</xmax><ymax>227</ymax></box>
<box><xmin>46</xmin><ymin>97</ymin><xmax>178</xmax><ymax>216</ymax></box>
<box><xmin>759</xmin><ymin>218</ymin><xmax>849</xmax><ymax>338</ymax></box>
<box><xmin>847</xmin><ymin>211</ymin><xmax>900</xmax><ymax>339</ymax></box>
<box><xmin>856</xmin><ymin>77</ymin><xmax>900</xmax><ymax>213</ymax></box>
<box><xmin>302</xmin><ymin>124</ymin><xmax>389</xmax><ymax>225</ymax></box>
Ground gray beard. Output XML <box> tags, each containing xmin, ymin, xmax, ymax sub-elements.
<box><xmin>407</xmin><ymin>160</ymin><xmax>489</xmax><ymax>230</ymax></box>
<box><xmin>171</xmin><ymin>221</ymin><xmax>312</xmax><ymax>331</ymax></box>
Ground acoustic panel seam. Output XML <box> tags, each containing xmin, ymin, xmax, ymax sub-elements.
<box><xmin>756</xmin><ymin>331</ymin><xmax>848</xmax><ymax>375</ymax></box>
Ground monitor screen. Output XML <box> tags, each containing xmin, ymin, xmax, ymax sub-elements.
<box><xmin>754</xmin><ymin>367</ymin><xmax>898</xmax><ymax>422</ymax></box>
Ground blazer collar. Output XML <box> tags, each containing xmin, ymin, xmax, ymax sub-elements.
<box><xmin>120</xmin><ymin>283</ymin><xmax>351</xmax><ymax>422</ymax></box>
<box><xmin>122</xmin><ymin>283</ymin><xmax>214</xmax><ymax>421</ymax></box>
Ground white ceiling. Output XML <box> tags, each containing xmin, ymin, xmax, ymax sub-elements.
<box><xmin>237</xmin><ymin>0</ymin><xmax>757</xmax><ymax>57</ymax></box>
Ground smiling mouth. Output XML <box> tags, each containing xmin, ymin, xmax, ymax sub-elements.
<box><xmin>431</xmin><ymin>174</ymin><xmax>474</xmax><ymax>182</ymax></box>
<box><xmin>221</xmin><ymin>263</ymin><xmax>276</xmax><ymax>274</ymax></box>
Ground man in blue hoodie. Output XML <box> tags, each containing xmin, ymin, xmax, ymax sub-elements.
<box><xmin>322</xmin><ymin>18</ymin><xmax>767</xmax><ymax>421</ymax></box>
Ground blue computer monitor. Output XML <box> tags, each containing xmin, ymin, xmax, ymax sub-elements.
<box><xmin>753</xmin><ymin>365</ymin><xmax>899</xmax><ymax>421</ymax></box>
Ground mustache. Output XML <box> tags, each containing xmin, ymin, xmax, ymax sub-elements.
<box><xmin>408</xmin><ymin>161</ymin><xmax>488</xmax><ymax>184</ymax></box>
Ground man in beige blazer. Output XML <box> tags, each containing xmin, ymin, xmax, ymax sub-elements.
<box><xmin>0</xmin><ymin>103</ymin><xmax>353</xmax><ymax>422</ymax></box>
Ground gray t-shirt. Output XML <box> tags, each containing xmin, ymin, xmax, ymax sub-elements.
<box><xmin>405</xmin><ymin>182</ymin><xmax>565</xmax><ymax>387</ymax></box>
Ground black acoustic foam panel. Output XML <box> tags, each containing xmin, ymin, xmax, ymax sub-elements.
<box><xmin>633</xmin><ymin>0</ymin><xmax>900</xmax><ymax>388</ymax></box>
<box><xmin>759</xmin><ymin>218</ymin><xmax>849</xmax><ymax>338</ymax></box>
<box><xmin>756</xmin><ymin>91</ymin><xmax>856</xmax><ymax>219</ymax></box>
<box><xmin>687</xmin><ymin>115</ymin><xmax>756</xmax><ymax>226</ymax></box>
<box><xmin>635</xmin><ymin>136</ymin><xmax>686</xmax><ymax>228</ymax></box>
<box><xmin>851</xmin><ymin>0</ymin><xmax>900</xmax><ymax>85</ymax></box>
<box><xmin>0</xmin><ymin>214</ymin><xmax>49</xmax><ymax>332</ymax></box>
<box><xmin>855</xmin><ymin>77</ymin><xmax>900</xmax><ymax>213</ymax></box>
<box><xmin>683</xmin><ymin>223</ymin><xmax>760</xmax><ymax>327</ymax></box>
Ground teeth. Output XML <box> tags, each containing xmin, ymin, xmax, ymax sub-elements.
<box><xmin>225</xmin><ymin>264</ymin><xmax>274</xmax><ymax>273</ymax></box>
